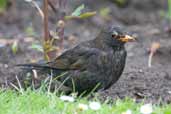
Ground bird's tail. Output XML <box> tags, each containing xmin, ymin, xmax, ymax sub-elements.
<box><xmin>16</xmin><ymin>63</ymin><xmax>58</xmax><ymax>70</ymax></box>
<box><xmin>16</xmin><ymin>63</ymin><xmax>67</xmax><ymax>76</ymax></box>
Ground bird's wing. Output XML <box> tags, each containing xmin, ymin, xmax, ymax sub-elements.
<box><xmin>48</xmin><ymin>45</ymin><xmax>101</xmax><ymax>70</ymax></box>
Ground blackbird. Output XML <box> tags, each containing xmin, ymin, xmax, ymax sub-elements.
<box><xmin>17</xmin><ymin>26</ymin><xmax>135</xmax><ymax>94</ymax></box>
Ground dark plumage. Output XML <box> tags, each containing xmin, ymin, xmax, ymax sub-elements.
<box><xmin>17</xmin><ymin>26</ymin><xmax>135</xmax><ymax>94</ymax></box>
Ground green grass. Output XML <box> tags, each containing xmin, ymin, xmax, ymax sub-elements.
<box><xmin>0</xmin><ymin>89</ymin><xmax>171</xmax><ymax>114</ymax></box>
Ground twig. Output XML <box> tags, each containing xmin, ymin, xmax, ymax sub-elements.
<box><xmin>32</xmin><ymin>1</ymin><xmax>44</xmax><ymax>19</ymax></box>
<box><xmin>48</xmin><ymin>0</ymin><xmax>58</xmax><ymax>13</ymax></box>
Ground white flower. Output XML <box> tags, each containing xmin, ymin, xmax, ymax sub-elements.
<box><xmin>78</xmin><ymin>103</ymin><xmax>88</xmax><ymax>111</ymax></box>
<box><xmin>140</xmin><ymin>103</ymin><xmax>153</xmax><ymax>114</ymax></box>
<box><xmin>122</xmin><ymin>109</ymin><xmax>132</xmax><ymax>114</ymax></box>
<box><xmin>25</xmin><ymin>0</ymin><xmax>32</xmax><ymax>2</ymax></box>
<box><xmin>60</xmin><ymin>95</ymin><xmax>74</xmax><ymax>102</ymax></box>
<box><xmin>89</xmin><ymin>101</ymin><xmax>101</xmax><ymax>110</ymax></box>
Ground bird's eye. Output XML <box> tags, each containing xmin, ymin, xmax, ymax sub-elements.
<box><xmin>112</xmin><ymin>34</ymin><xmax>116</xmax><ymax>38</ymax></box>
<box><xmin>112</xmin><ymin>31</ymin><xmax>118</xmax><ymax>38</ymax></box>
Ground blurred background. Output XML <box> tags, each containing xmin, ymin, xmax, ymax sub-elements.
<box><xmin>0</xmin><ymin>0</ymin><xmax>171</xmax><ymax>103</ymax></box>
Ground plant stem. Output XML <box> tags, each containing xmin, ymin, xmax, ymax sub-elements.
<box><xmin>43</xmin><ymin>0</ymin><xmax>49</xmax><ymax>41</ymax></box>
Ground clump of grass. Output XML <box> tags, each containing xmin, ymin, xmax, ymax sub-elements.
<box><xmin>6</xmin><ymin>74</ymin><xmax>171</xmax><ymax>114</ymax></box>
<box><xmin>0</xmin><ymin>88</ymin><xmax>171</xmax><ymax>114</ymax></box>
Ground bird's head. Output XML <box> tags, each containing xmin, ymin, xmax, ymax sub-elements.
<box><xmin>101</xmin><ymin>26</ymin><xmax>136</xmax><ymax>46</ymax></box>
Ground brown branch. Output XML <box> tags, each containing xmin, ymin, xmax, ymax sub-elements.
<box><xmin>43</xmin><ymin>0</ymin><xmax>49</xmax><ymax>41</ymax></box>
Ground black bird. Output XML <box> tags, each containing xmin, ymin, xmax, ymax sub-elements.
<box><xmin>17</xmin><ymin>26</ymin><xmax>135</xmax><ymax>94</ymax></box>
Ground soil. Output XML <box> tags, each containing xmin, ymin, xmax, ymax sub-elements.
<box><xmin>0</xmin><ymin>0</ymin><xmax>171</xmax><ymax>104</ymax></box>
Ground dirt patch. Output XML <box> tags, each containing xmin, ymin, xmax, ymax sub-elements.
<box><xmin>0</xmin><ymin>0</ymin><xmax>171</xmax><ymax>104</ymax></box>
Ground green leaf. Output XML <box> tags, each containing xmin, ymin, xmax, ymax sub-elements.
<box><xmin>29</xmin><ymin>43</ymin><xmax>43</xmax><ymax>52</ymax></box>
<box><xmin>71</xmin><ymin>4</ymin><xmax>85</xmax><ymax>16</ymax></box>
<box><xmin>65</xmin><ymin>11</ymin><xmax>96</xmax><ymax>20</ymax></box>
<box><xmin>79</xmin><ymin>11</ymin><xmax>97</xmax><ymax>19</ymax></box>
<box><xmin>11</xmin><ymin>40</ymin><xmax>18</xmax><ymax>54</ymax></box>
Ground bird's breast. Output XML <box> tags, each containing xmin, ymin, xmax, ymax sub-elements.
<box><xmin>102</xmin><ymin>49</ymin><xmax>126</xmax><ymax>88</ymax></box>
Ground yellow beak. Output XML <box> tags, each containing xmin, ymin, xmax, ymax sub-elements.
<box><xmin>119</xmin><ymin>35</ymin><xmax>136</xmax><ymax>42</ymax></box>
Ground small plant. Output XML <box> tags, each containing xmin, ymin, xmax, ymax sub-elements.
<box><xmin>24</xmin><ymin>0</ymin><xmax>96</xmax><ymax>61</ymax></box>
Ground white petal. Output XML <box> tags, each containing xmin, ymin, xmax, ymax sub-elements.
<box><xmin>140</xmin><ymin>103</ymin><xmax>153</xmax><ymax>114</ymax></box>
<box><xmin>78</xmin><ymin>103</ymin><xmax>88</xmax><ymax>111</ymax></box>
<box><xmin>89</xmin><ymin>102</ymin><xmax>101</xmax><ymax>110</ymax></box>
<box><xmin>60</xmin><ymin>95</ymin><xmax>74</xmax><ymax>102</ymax></box>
